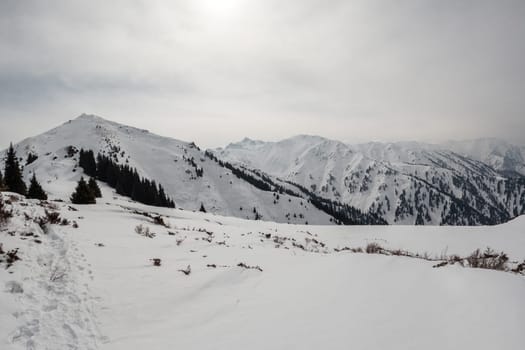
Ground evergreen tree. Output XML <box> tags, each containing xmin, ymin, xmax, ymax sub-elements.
<box><xmin>4</xmin><ymin>143</ymin><xmax>26</xmax><ymax>195</ymax></box>
<box><xmin>88</xmin><ymin>177</ymin><xmax>102</xmax><ymax>198</ymax></box>
<box><xmin>78</xmin><ymin>149</ymin><xmax>97</xmax><ymax>177</ymax></box>
<box><xmin>27</xmin><ymin>173</ymin><xmax>47</xmax><ymax>200</ymax></box>
<box><xmin>71</xmin><ymin>177</ymin><xmax>96</xmax><ymax>204</ymax></box>
<box><xmin>0</xmin><ymin>169</ymin><xmax>5</xmax><ymax>191</ymax></box>
<box><xmin>199</xmin><ymin>203</ymin><xmax>206</xmax><ymax>213</ymax></box>
<box><xmin>86</xmin><ymin>150</ymin><xmax>174</xmax><ymax>208</ymax></box>
<box><xmin>26</xmin><ymin>153</ymin><xmax>38</xmax><ymax>165</ymax></box>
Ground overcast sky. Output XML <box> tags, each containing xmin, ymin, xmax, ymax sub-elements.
<box><xmin>1</xmin><ymin>0</ymin><xmax>524</xmax><ymax>149</ymax></box>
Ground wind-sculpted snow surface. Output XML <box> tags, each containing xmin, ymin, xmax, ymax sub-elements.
<box><xmin>1</xmin><ymin>190</ymin><xmax>524</xmax><ymax>349</ymax></box>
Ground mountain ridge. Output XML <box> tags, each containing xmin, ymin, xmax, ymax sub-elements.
<box><xmin>216</xmin><ymin>133</ymin><xmax>525</xmax><ymax>225</ymax></box>
<box><xmin>1</xmin><ymin>114</ymin><xmax>382</xmax><ymax>225</ymax></box>
<box><xmin>2</xmin><ymin>114</ymin><xmax>524</xmax><ymax>226</ymax></box>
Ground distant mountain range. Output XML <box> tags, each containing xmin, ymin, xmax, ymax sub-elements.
<box><xmin>2</xmin><ymin>114</ymin><xmax>524</xmax><ymax>225</ymax></box>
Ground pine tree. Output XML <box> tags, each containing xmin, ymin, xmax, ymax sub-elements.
<box><xmin>91</xmin><ymin>150</ymin><xmax>174</xmax><ymax>208</ymax></box>
<box><xmin>27</xmin><ymin>173</ymin><xmax>47</xmax><ymax>200</ymax></box>
<box><xmin>26</xmin><ymin>153</ymin><xmax>38</xmax><ymax>165</ymax></box>
<box><xmin>88</xmin><ymin>177</ymin><xmax>102</xmax><ymax>198</ymax></box>
<box><xmin>4</xmin><ymin>143</ymin><xmax>26</xmax><ymax>195</ymax></box>
<box><xmin>0</xmin><ymin>169</ymin><xmax>5</xmax><ymax>191</ymax></box>
<box><xmin>199</xmin><ymin>203</ymin><xmax>206</xmax><ymax>213</ymax></box>
<box><xmin>78</xmin><ymin>149</ymin><xmax>97</xmax><ymax>177</ymax></box>
<box><xmin>71</xmin><ymin>177</ymin><xmax>96</xmax><ymax>204</ymax></box>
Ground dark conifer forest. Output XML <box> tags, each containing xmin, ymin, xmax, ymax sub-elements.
<box><xmin>78</xmin><ymin>149</ymin><xmax>175</xmax><ymax>208</ymax></box>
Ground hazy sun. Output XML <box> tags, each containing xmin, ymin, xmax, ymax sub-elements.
<box><xmin>195</xmin><ymin>0</ymin><xmax>243</xmax><ymax>18</ymax></box>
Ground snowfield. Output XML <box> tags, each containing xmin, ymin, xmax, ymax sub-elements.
<box><xmin>1</xmin><ymin>187</ymin><xmax>524</xmax><ymax>350</ymax></box>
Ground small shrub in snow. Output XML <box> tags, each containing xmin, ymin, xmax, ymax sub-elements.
<box><xmin>512</xmin><ymin>261</ymin><xmax>525</xmax><ymax>274</ymax></box>
<box><xmin>5</xmin><ymin>248</ymin><xmax>21</xmax><ymax>268</ymax></box>
<box><xmin>45</xmin><ymin>210</ymin><xmax>61</xmax><ymax>225</ymax></box>
<box><xmin>151</xmin><ymin>258</ymin><xmax>161</xmax><ymax>267</ymax></box>
<box><xmin>0</xmin><ymin>195</ymin><xmax>13</xmax><ymax>226</ymax></box>
<box><xmin>352</xmin><ymin>247</ymin><xmax>363</xmax><ymax>253</ymax></box>
<box><xmin>432</xmin><ymin>261</ymin><xmax>448</xmax><ymax>268</ymax></box>
<box><xmin>178</xmin><ymin>265</ymin><xmax>191</xmax><ymax>275</ymax></box>
<box><xmin>448</xmin><ymin>254</ymin><xmax>463</xmax><ymax>266</ymax></box>
<box><xmin>135</xmin><ymin>224</ymin><xmax>155</xmax><ymax>238</ymax></box>
<box><xmin>466</xmin><ymin>247</ymin><xmax>508</xmax><ymax>271</ymax></box>
<box><xmin>237</xmin><ymin>262</ymin><xmax>263</xmax><ymax>272</ymax></box>
<box><xmin>365</xmin><ymin>242</ymin><xmax>382</xmax><ymax>254</ymax></box>
<box><xmin>153</xmin><ymin>215</ymin><xmax>169</xmax><ymax>228</ymax></box>
<box><xmin>60</xmin><ymin>218</ymin><xmax>70</xmax><ymax>226</ymax></box>
<box><xmin>390</xmin><ymin>249</ymin><xmax>407</xmax><ymax>256</ymax></box>
<box><xmin>45</xmin><ymin>202</ymin><xmax>60</xmax><ymax>210</ymax></box>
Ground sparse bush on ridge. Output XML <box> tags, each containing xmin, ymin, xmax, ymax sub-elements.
<box><xmin>334</xmin><ymin>240</ymin><xmax>517</xmax><ymax>274</ymax></box>
<box><xmin>365</xmin><ymin>242</ymin><xmax>382</xmax><ymax>254</ymax></box>
<box><xmin>135</xmin><ymin>224</ymin><xmax>155</xmax><ymax>238</ymax></box>
<box><xmin>45</xmin><ymin>210</ymin><xmax>62</xmax><ymax>225</ymax></box>
<box><xmin>153</xmin><ymin>215</ymin><xmax>169</xmax><ymax>228</ymax></box>
<box><xmin>465</xmin><ymin>247</ymin><xmax>508</xmax><ymax>271</ymax></box>
<box><xmin>512</xmin><ymin>261</ymin><xmax>525</xmax><ymax>274</ymax></box>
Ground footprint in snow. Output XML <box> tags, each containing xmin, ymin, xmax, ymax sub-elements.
<box><xmin>5</xmin><ymin>280</ymin><xmax>24</xmax><ymax>294</ymax></box>
<box><xmin>42</xmin><ymin>302</ymin><xmax>58</xmax><ymax>312</ymax></box>
<box><xmin>62</xmin><ymin>323</ymin><xmax>77</xmax><ymax>340</ymax></box>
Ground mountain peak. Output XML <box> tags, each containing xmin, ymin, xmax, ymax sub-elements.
<box><xmin>75</xmin><ymin>113</ymin><xmax>106</xmax><ymax>121</ymax></box>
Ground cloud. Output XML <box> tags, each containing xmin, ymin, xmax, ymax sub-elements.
<box><xmin>0</xmin><ymin>0</ymin><xmax>524</xmax><ymax>148</ymax></box>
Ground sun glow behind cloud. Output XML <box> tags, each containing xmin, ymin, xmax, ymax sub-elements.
<box><xmin>0</xmin><ymin>0</ymin><xmax>524</xmax><ymax>148</ymax></box>
<box><xmin>191</xmin><ymin>0</ymin><xmax>245</xmax><ymax>20</ymax></box>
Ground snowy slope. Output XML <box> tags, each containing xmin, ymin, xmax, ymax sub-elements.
<box><xmin>1</xmin><ymin>191</ymin><xmax>524</xmax><ymax>349</ymax></box>
<box><xmin>2</xmin><ymin>115</ymin><xmax>524</xmax><ymax>226</ymax></box>
<box><xmin>1</xmin><ymin>114</ymin><xmax>335</xmax><ymax>225</ymax></box>
<box><xmin>217</xmin><ymin>136</ymin><xmax>525</xmax><ymax>225</ymax></box>
<box><xmin>444</xmin><ymin>138</ymin><xmax>525</xmax><ymax>176</ymax></box>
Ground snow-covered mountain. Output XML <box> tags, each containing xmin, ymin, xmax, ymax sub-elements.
<box><xmin>216</xmin><ymin>136</ymin><xmax>525</xmax><ymax>225</ymax></box>
<box><xmin>2</xmin><ymin>114</ymin><xmax>378</xmax><ymax>225</ymax></box>
<box><xmin>2</xmin><ymin>114</ymin><xmax>524</xmax><ymax>226</ymax></box>
<box><xmin>444</xmin><ymin>138</ymin><xmax>525</xmax><ymax>176</ymax></box>
<box><xmin>2</xmin><ymin>116</ymin><xmax>525</xmax><ymax>348</ymax></box>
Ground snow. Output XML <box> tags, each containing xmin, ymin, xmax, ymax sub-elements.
<box><xmin>1</xmin><ymin>189</ymin><xmax>525</xmax><ymax>349</ymax></box>
<box><xmin>1</xmin><ymin>115</ymin><xmax>525</xmax><ymax>348</ymax></box>
<box><xmin>217</xmin><ymin>135</ymin><xmax>525</xmax><ymax>224</ymax></box>
<box><xmin>2</xmin><ymin>114</ymin><xmax>333</xmax><ymax>225</ymax></box>
<box><xmin>444</xmin><ymin>138</ymin><xmax>525</xmax><ymax>175</ymax></box>
<box><xmin>3</xmin><ymin>114</ymin><xmax>523</xmax><ymax>226</ymax></box>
